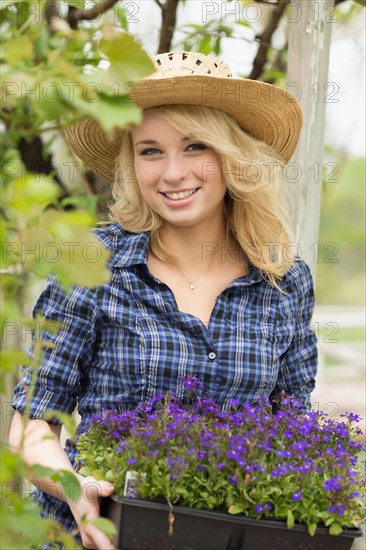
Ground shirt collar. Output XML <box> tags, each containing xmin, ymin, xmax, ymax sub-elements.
<box><xmin>106</xmin><ymin>224</ymin><xmax>265</xmax><ymax>285</ymax></box>
<box><xmin>108</xmin><ymin>227</ymin><xmax>150</xmax><ymax>268</ymax></box>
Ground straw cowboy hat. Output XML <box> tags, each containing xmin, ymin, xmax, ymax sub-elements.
<box><xmin>66</xmin><ymin>51</ymin><xmax>303</xmax><ymax>185</ymax></box>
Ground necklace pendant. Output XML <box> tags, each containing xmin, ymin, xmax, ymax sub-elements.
<box><xmin>189</xmin><ymin>282</ymin><xmax>196</xmax><ymax>290</ymax></box>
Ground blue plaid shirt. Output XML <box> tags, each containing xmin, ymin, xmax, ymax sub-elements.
<box><xmin>13</xmin><ymin>222</ymin><xmax>317</xmax><ymax>545</ymax></box>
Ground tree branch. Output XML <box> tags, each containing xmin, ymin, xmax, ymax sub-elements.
<box><xmin>67</xmin><ymin>0</ymin><xmax>119</xmax><ymax>27</ymax></box>
<box><xmin>18</xmin><ymin>136</ymin><xmax>69</xmax><ymax>195</ymax></box>
<box><xmin>156</xmin><ymin>0</ymin><xmax>180</xmax><ymax>54</ymax></box>
<box><xmin>248</xmin><ymin>0</ymin><xmax>290</xmax><ymax>80</ymax></box>
<box><xmin>45</xmin><ymin>0</ymin><xmax>61</xmax><ymax>24</ymax></box>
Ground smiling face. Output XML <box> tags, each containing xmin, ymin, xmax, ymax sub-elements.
<box><xmin>131</xmin><ymin>110</ymin><xmax>227</xmax><ymax>230</ymax></box>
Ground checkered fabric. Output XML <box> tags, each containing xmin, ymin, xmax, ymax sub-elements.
<box><xmin>13</xmin><ymin>223</ymin><xmax>318</xmax><ymax>547</ymax></box>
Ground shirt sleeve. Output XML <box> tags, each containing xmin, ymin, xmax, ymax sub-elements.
<box><xmin>12</xmin><ymin>276</ymin><xmax>97</xmax><ymax>421</ymax></box>
<box><xmin>270</xmin><ymin>260</ymin><xmax>318</xmax><ymax>413</ymax></box>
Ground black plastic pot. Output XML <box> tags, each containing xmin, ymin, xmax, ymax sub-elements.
<box><xmin>101</xmin><ymin>496</ymin><xmax>363</xmax><ymax>550</ymax></box>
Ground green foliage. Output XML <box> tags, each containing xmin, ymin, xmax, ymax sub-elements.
<box><xmin>88</xmin><ymin>517</ymin><xmax>117</xmax><ymax>538</ymax></box>
<box><xmin>1</xmin><ymin>2</ymin><xmax>154</xmax><ymax>138</ymax></box>
<box><xmin>1</xmin><ymin>3</ymin><xmax>155</xmax><ymax>546</ymax></box>
<box><xmin>177</xmin><ymin>19</ymin><xmax>245</xmax><ymax>57</ymax></box>
<box><xmin>316</xmin><ymin>157</ymin><xmax>365</xmax><ymax>305</ymax></box>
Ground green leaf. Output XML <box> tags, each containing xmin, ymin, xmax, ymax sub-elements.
<box><xmin>113</xmin><ymin>6</ymin><xmax>129</xmax><ymax>31</ymax></box>
<box><xmin>99</xmin><ymin>32</ymin><xmax>155</xmax><ymax>83</ymax></box>
<box><xmin>0</xmin><ymin>349</ymin><xmax>31</xmax><ymax>372</ymax></box>
<box><xmin>53</xmin><ymin>470</ymin><xmax>81</xmax><ymax>502</ymax></box>
<box><xmin>213</xmin><ymin>38</ymin><xmax>221</xmax><ymax>56</ymax></box>
<box><xmin>30</xmin><ymin>464</ymin><xmax>58</xmax><ymax>479</ymax></box>
<box><xmin>64</xmin><ymin>87</ymin><xmax>143</xmax><ymax>132</ymax></box>
<box><xmin>329</xmin><ymin>523</ymin><xmax>343</xmax><ymax>536</ymax></box>
<box><xmin>308</xmin><ymin>523</ymin><xmax>317</xmax><ymax>536</ymax></box>
<box><xmin>199</xmin><ymin>35</ymin><xmax>212</xmax><ymax>55</ymax></box>
<box><xmin>104</xmin><ymin>470</ymin><xmax>115</xmax><ymax>482</ymax></box>
<box><xmin>3</xmin><ymin>507</ymin><xmax>49</xmax><ymax>542</ymax></box>
<box><xmin>237</xmin><ymin>20</ymin><xmax>252</xmax><ymax>28</ymax></box>
<box><xmin>92</xmin><ymin>469</ymin><xmax>107</xmax><ymax>480</ymax></box>
<box><xmin>228</xmin><ymin>504</ymin><xmax>244</xmax><ymax>515</ymax></box>
<box><xmin>29</xmin><ymin>466</ymin><xmax>81</xmax><ymax>501</ymax></box>
<box><xmin>3</xmin><ymin>36</ymin><xmax>34</xmax><ymax>64</ymax></box>
<box><xmin>42</xmin><ymin>410</ymin><xmax>77</xmax><ymax>438</ymax></box>
<box><xmin>287</xmin><ymin>509</ymin><xmax>295</xmax><ymax>529</ymax></box>
<box><xmin>25</xmin><ymin>209</ymin><xmax>111</xmax><ymax>288</ymax></box>
<box><xmin>78</xmin><ymin>466</ymin><xmax>93</xmax><ymax>477</ymax></box>
<box><xmin>89</xmin><ymin>517</ymin><xmax>117</xmax><ymax>537</ymax></box>
<box><xmin>8</xmin><ymin>175</ymin><xmax>60</xmax><ymax>221</ymax></box>
<box><xmin>66</xmin><ymin>0</ymin><xmax>85</xmax><ymax>7</ymax></box>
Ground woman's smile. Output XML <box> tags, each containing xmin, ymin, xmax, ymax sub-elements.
<box><xmin>160</xmin><ymin>187</ymin><xmax>200</xmax><ymax>204</ymax></box>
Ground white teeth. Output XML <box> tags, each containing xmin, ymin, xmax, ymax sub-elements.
<box><xmin>165</xmin><ymin>189</ymin><xmax>196</xmax><ymax>200</ymax></box>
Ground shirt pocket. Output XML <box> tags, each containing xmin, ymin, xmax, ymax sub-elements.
<box><xmin>223</xmin><ymin>319</ymin><xmax>278</xmax><ymax>394</ymax></box>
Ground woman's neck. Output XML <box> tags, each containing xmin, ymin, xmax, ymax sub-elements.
<box><xmin>158</xmin><ymin>222</ymin><xmax>233</xmax><ymax>271</ymax></box>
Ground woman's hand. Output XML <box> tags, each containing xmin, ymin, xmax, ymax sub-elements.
<box><xmin>69</xmin><ymin>475</ymin><xmax>117</xmax><ymax>550</ymax></box>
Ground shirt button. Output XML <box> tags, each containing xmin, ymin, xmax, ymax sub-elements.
<box><xmin>208</xmin><ymin>351</ymin><xmax>216</xmax><ymax>360</ymax></box>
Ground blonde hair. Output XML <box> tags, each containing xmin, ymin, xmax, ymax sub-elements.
<box><xmin>110</xmin><ymin>105</ymin><xmax>295</xmax><ymax>285</ymax></box>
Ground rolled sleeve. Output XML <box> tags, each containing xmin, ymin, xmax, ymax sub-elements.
<box><xmin>271</xmin><ymin>260</ymin><xmax>318</xmax><ymax>412</ymax></box>
<box><xmin>12</xmin><ymin>277</ymin><xmax>97</xmax><ymax>421</ymax></box>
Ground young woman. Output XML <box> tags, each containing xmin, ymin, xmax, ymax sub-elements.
<box><xmin>10</xmin><ymin>51</ymin><xmax>317</xmax><ymax>550</ymax></box>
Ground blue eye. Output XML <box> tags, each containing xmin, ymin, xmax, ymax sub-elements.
<box><xmin>140</xmin><ymin>148</ymin><xmax>161</xmax><ymax>155</ymax></box>
<box><xmin>187</xmin><ymin>143</ymin><xmax>208</xmax><ymax>151</ymax></box>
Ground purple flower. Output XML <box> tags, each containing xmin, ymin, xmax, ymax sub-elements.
<box><xmin>276</xmin><ymin>450</ymin><xmax>292</xmax><ymax>458</ymax></box>
<box><xmin>228</xmin><ymin>475</ymin><xmax>237</xmax><ymax>486</ymax></box>
<box><xmin>341</xmin><ymin>412</ymin><xmax>361</xmax><ymax>423</ymax></box>
<box><xmin>127</xmin><ymin>458</ymin><xmax>137</xmax><ymax>466</ymax></box>
<box><xmin>292</xmin><ymin>491</ymin><xmax>303</xmax><ymax>501</ymax></box>
<box><xmin>323</xmin><ymin>477</ymin><xmax>343</xmax><ymax>492</ymax></box>
<box><xmin>182</xmin><ymin>376</ymin><xmax>203</xmax><ymax>389</ymax></box>
<box><xmin>227</xmin><ymin>450</ymin><xmax>238</xmax><ymax>459</ymax></box>
<box><xmin>327</xmin><ymin>504</ymin><xmax>346</xmax><ymax>516</ymax></box>
<box><xmin>197</xmin><ymin>451</ymin><xmax>205</xmax><ymax>460</ymax></box>
<box><xmin>117</xmin><ymin>440</ymin><xmax>127</xmax><ymax>452</ymax></box>
<box><xmin>255</xmin><ymin>504</ymin><xmax>264</xmax><ymax>514</ymax></box>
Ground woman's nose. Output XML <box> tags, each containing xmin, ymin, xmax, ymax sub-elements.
<box><xmin>162</xmin><ymin>155</ymin><xmax>188</xmax><ymax>183</ymax></box>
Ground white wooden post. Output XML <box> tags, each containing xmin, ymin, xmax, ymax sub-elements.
<box><xmin>287</xmin><ymin>0</ymin><xmax>335</xmax><ymax>278</ymax></box>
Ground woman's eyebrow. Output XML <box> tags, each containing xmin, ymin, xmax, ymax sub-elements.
<box><xmin>135</xmin><ymin>137</ymin><xmax>191</xmax><ymax>146</ymax></box>
<box><xmin>135</xmin><ymin>140</ymin><xmax>158</xmax><ymax>146</ymax></box>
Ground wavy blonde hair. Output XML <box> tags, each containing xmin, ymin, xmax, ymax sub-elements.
<box><xmin>110</xmin><ymin>105</ymin><xmax>295</xmax><ymax>284</ymax></box>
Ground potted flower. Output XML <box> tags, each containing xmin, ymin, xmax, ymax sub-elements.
<box><xmin>76</xmin><ymin>377</ymin><xmax>365</xmax><ymax>550</ymax></box>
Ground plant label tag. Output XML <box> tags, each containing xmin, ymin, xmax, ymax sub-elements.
<box><xmin>124</xmin><ymin>470</ymin><xmax>145</xmax><ymax>498</ymax></box>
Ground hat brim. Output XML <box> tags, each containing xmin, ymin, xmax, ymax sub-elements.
<box><xmin>66</xmin><ymin>76</ymin><xmax>303</xmax><ymax>185</ymax></box>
